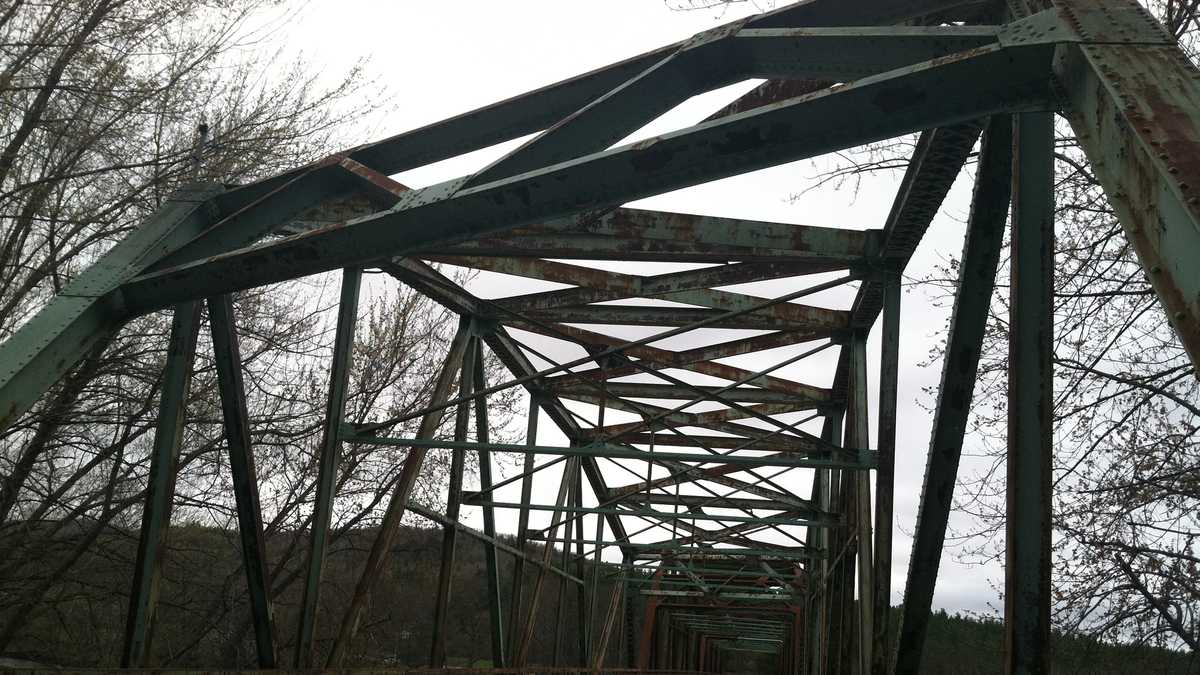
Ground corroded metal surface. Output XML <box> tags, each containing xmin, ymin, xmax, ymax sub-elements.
<box><xmin>1</xmin><ymin>1</ymin><xmax>1196</xmax><ymax>673</ymax></box>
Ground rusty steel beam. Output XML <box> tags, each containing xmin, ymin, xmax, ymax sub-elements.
<box><xmin>511</xmin><ymin>319</ymin><xmax>830</xmax><ymax>399</ymax></box>
<box><xmin>120</xmin><ymin>42</ymin><xmax>1056</xmax><ymax>309</ymax></box>
<box><xmin>379</xmin><ymin>259</ymin><xmax>635</xmax><ymax>550</ymax></box>
<box><xmin>6</xmin><ymin>3</ymin><xmax>1200</xmax><ymax>672</ymax></box>
<box><xmin>1053</xmin><ymin>0</ymin><xmax>1200</xmax><ymax>370</ymax></box>
<box><xmin>546</xmin><ymin>380</ymin><xmax>828</xmax><ymax>406</ymax></box>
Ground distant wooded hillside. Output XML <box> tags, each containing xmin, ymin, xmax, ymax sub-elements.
<box><xmin>0</xmin><ymin>523</ymin><xmax>1194</xmax><ymax>673</ymax></box>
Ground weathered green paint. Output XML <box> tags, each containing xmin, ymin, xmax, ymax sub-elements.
<box><xmin>121</xmin><ymin>302</ymin><xmax>202</xmax><ymax>667</ymax></box>
<box><xmin>294</xmin><ymin>267</ymin><xmax>361</xmax><ymax>668</ymax></box>
<box><xmin>207</xmin><ymin>295</ymin><xmax>277</xmax><ymax>668</ymax></box>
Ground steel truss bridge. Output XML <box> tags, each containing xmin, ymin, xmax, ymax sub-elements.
<box><xmin>1</xmin><ymin>0</ymin><xmax>1198</xmax><ymax>673</ymax></box>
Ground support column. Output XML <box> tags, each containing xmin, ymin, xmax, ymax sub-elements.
<box><xmin>623</xmin><ymin>551</ymin><xmax>637</xmax><ymax>668</ymax></box>
<box><xmin>871</xmin><ymin>275</ymin><xmax>899</xmax><ymax>675</ymax></box>
<box><xmin>208</xmin><ymin>294</ymin><xmax>277</xmax><ymax>668</ymax></box>
<box><xmin>573</xmin><ymin>462</ymin><xmax>589</xmax><ymax>665</ymax></box>
<box><xmin>895</xmin><ymin>115</ymin><xmax>1012</xmax><ymax>675</ymax></box>
<box><xmin>506</xmin><ymin>395</ymin><xmax>539</xmax><ymax>658</ymax></box>
<box><xmin>587</xmin><ymin>499</ymin><xmax>606</xmax><ymax>663</ymax></box>
<box><xmin>636</xmin><ymin>569</ymin><xmax>666</xmax><ymax>670</ymax></box>
<box><xmin>847</xmin><ymin>335</ymin><xmax>873</xmax><ymax>675</ymax></box>
<box><xmin>295</xmin><ymin>267</ymin><xmax>361</xmax><ymax>667</ymax></box>
<box><xmin>812</xmin><ymin>411</ymin><xmax>842</xmax><ymax>675</ymax></box>
<box><xmin>472</xmin><ymin>342</ymin><xmax>507</xmax><ymax>667</ymax></box>
<box><xmin>121</xmin><ymin>301</ymin><xmax>202</xmax><ymax>667</ymax></box>
<box><xmin>1004</xmin><ymin>112</ymin><xmax>1054</xmax><ymax>675</ymax></box>
<box><xmin>429</xmin><ymin>336</ymin><xmax>475</xmax><ymax>667</ymax></box>
<box><xmin>327</xmin><ymin>320</ymin><xmax>472</xmax><ymax>666</ymax></box>
<box><xmin>593</xmin><ymin>565</ymin><xmax>624</xmax><ymax>669</ymax></box>
<box><xmin>514</xmin><ymin>456</ymin><xmax>580</xmax><ymax>665</ymax></box>
<box><xmin>552</xmin><ymin>472</ymin><xmax>575</xmax><ymax>667</ymax></box>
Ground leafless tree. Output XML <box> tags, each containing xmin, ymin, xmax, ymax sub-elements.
<box><xmin>0</xmin><ymin>0</ymin><xmax>519</xmax><ymax>666</ymax></box>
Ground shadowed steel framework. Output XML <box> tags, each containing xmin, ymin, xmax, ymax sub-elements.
<box><xmin>1</xmin><ymin>0</ymin><xmax>1197</xmax><ymax>673</ymax></box>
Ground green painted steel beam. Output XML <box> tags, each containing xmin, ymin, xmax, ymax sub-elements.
<box><xmin>749</xmin><ymin>0</ymin><xmax>989</xmax><ymax>28</ymax></box>
<box><xmin>582</xmin><ymin>432</ymin><xmax>821</xmax><ymax>454</ymax></box>
<box><xmin>381</xmin><ymin>259</ymin><xmax>635</xmax><ymax>552</ymax></box>
<box><xmin>516</xmin><ymin>304</ymin><xmax>842</xmax><ymax>331</ymax></box>
<box><xmin>541</xmin><ymin>391</ymin><xmax>836</xmax><ymax>454</ymax></box>
<box><xmin>623</xmin><ymin>576</ymin><xmax>795</xmax><ymax>595</ymax></box>
<box><xmin>467</xmin><ymin>500</ymin><xmax>838</xmax><ymax>528</ymax></box>
<box><xmin>525</xmin><ymin>534</ymin><xmax>820</xmax><ymax>560</ymax></box>
<box><xmin>121</xmin><ymin>42</ymin><xmax>1056</xmax><ymax>309</ymax></box>
<box><xmin>738</xmin><ymin>25</ymin><xmax>1000</xmax><ymax>79</ymax></box>
<box><xmin>490</xmin><ymin>260</ymin><xmax>851</xmax><ymax>318</ymax></box>
<box><xmin>632</xmin><ymin>548</ymin><xmax>821</xmax><ymax>561</ymax></box>
<box><xmin>342</xmin><ymin>435</ymin><xmax>878</xmax><ymax>470</ymax></box>
<box><xmin>640</xmin><ymin>589</ymin><xmax>796</xmax><ymax>601</ymax></box>
<box><xmin>294</xmin><ymin>268</ymin><xmax>361</xmax><ymax>668</ymax></box>
<box><xmin>548</xmin><ymin>380</ymin><xmax>825</xmax><ymax>406</ymax></box>
<box><xmin>1004</xmin><ymin>110</ymin><xmax>1055</xmax><ymax>675</ymax></box>
<box><xmin>0</xmin><ymin>185</ymin><xmax>218</xmax><ymax>432</ymax></box>
<box><xmin>425</xmin><ymin>232</ymin><xmax>862</xmax><ymax>264</ymax></box>
<box><xmin>621</xmin><ymin>492</ymin><xmax>822</xmax><ymax>514</ymax></box>
<box><xmin>536</xmin><ymin>208</ymin><xmax>875</xmax><ymax>260</ymax></box>
<box><xmin>1052</xmin><ymin>0</ymin><xmax>1200</xmax><ymax>369</ymax></box>
<box><xmin>207</xmin><ymin>295</ymin><xmax>277</xmax><ymax>668</ymax></box>
<box><xmin>894</xmin><ymin>115</ymin><xmax>1011</xmax><ymax>675</ymax></box>
<box><xmin>627</xmin><ymin>564</ymin><xmax>800</xmax><ymax>579</ymax></box>
<box><xmin>121</xmin><ymin>302</ymin><xmax>202</xmax><ymax>667</ymax></box>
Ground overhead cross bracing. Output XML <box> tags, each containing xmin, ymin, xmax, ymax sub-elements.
<box><xmin>0</xmin><ymin>0</ymin><xmax>1198</xmax><ymax>673</ymax></box>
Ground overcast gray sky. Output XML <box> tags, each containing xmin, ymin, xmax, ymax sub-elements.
<box><xmin>280</xmin><ymin>0</ymin><xmax>1005</xmax><ymax>617</ymax></box>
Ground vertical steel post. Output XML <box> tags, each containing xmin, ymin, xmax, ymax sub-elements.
<box><xmin>121</xmin><ymin>301</ymin><xmax>202</xmax><ymax>667</ymax></box>
<box><xmin>472</xmin><ymin>342</ymin><xmax>507</xmax><ymax>667</ymax></box>
<box><xmin>813</xmin><ymin>411</ymin><xmax>842</xmax><ymax>675</ymax></box>
<box><xmin>871</xmin><ymin>275</ymin><xmax>900</xmax><ymax>675</ymax></box>
<box><xmin>894</xmin><ymin>115</ymin><xmax>1012</xmax><ymax>675</ymax></box>
<box><xmin>573</xmin><ymin>462</ymin><xmax>589</xmax><ymax>665</ymax></box>
<box><xmin>623</xmin><ymin>550</ymin><xmax>637</xmax><ymax>668</ymax></box>
<box><xmin>552</xmin><ymin>474</ymin><xmax>575</xmax><ymax>667</ymax></box>
<box><xmin>593</xmin><ymin>567</ymin><xmax>624</xmax><ymax>669</ymax></box>
<box><xmin>847</xmin><ymin>334</ymin><xmax>873</xmax><ymax>675</ymax></box>
<box><xmin>207</xmin><ymin>294</ymin><xmax>277</xmax><ymax>668</ymax></box>
<box><xmin>429</xmin><ymin>336</ymin><xmax>475</xmax><ymax>667</ymax></box>
<box><xmin>327</xmin><ymin>319</ymin><xmax>472</xmax><ymax>666</ymax></box>
<box><xmin>637</xmin><ymin>569</ymin><xmax>666</xmax><ymax>669</ymax></box>
<box><xmin>588</xmin><ymin>500</ymin><xmax>606</xmax><ymax>662</ymax></box>
<box><xmin>793</xmin><ymin>604</ymin><xmax>807</xmax><ymax>675</ymax></box>
<box><xmin>1004</xmin><ymin>112</ymin><xmax>1054</xmax><ymax>675</ymax></box>
<box><xmin>295</xmin><ymin>267</ymin><xmax>361</xmax><ymax>667</ymax></box>
<box><xmin>507</xmin><ymin>395</ymin><xmax>539</xmax><ymax>657</ymax></box>
<box><xmin>514</xmin><ymin>456</ymin><xmax>579</xmax><ymax>665</ymax></box>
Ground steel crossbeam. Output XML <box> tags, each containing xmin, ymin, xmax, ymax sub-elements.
<box><xmin>3</xmin><ymin>1</ymin><xmax>1198</xmax><ymax>673</ymax></box>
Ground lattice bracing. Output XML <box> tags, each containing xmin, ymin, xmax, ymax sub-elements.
<box><xmin>1</xmin><ymin>0</ymin><xmax>1198</xmax><ymax>673</ymax></box>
